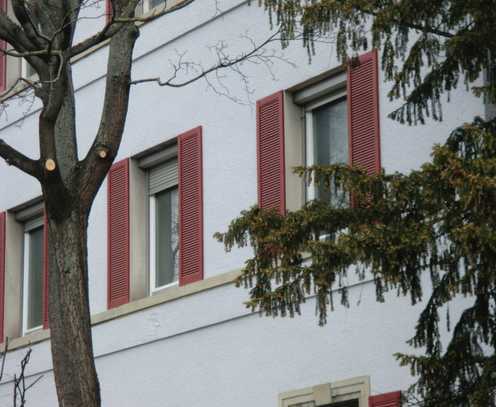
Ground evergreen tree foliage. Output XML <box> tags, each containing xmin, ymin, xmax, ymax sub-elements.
<box><xmin>217</xmin><ymin>1</ymin><xmax>496</xmax><ymax>405</ymax></box>
<box><xmin>253</xmin><ymin>0</ymin><xmax>496</xmax><ymax>124</ymax></box>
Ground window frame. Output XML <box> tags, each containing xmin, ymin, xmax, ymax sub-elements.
<box><xmin>142</xmin><ymin>0</ymin><xmax>163</xmax><ymax>13</ymax></box>
<box><xmin>21</xmin><ymin>59</ymin><xmax>37</xmax><ymax>80</ymax></box>
<box><xmin>133</xmin><ymin>142</ymin><xmax>179</xmax><ymax>298</ymax></box>
<box><xmin>148</xmin><ymin>183</ymin><xmax>179</xmax><ymax>294</ymax></box>
<box><xmin>136</xmin><ymin>0</ymin><xmax>166</xmax><ymax>16</ymax></box>
<box><xmin>304</xmin><ymin>90</ymin><xmax>347</xmax><ymax>202</ymax></box>
<box><xmin>21</xmin><ymin>216</ymin><xmax>44</xmax><ymax>335</ymax></box>
<box><xmin>484</xmin><ymin>62</ymin><xmax>496</xmax><ymax>120</ymax></box>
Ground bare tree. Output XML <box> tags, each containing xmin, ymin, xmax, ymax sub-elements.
<box><xmin>0</xmin><ymin>1</ymin><xmax>283</xmax><ymax>406</ymax></box>
<box><xmin>0</xmin><ymin>339</ymin><xmax>43</xmax><ymax>407</ymax></box>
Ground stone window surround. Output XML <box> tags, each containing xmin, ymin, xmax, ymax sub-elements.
<box><xmin>279</xmin><ymin>376</ymin><xmax>370</xmax><ymax>407</ymax></box>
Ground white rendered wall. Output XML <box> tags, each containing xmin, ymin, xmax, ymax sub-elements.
<box><xmin>0</xmin><ymin>0</ymin><xmax>485</xmax><ymax>405</ymax></box>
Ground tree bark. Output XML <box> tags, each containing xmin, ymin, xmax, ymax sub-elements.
<box><xmin>46</xmin><ymin>207</ymin><xmax>100</xmax><ymax>407</ymax></box>
<box><xmin>40</xmin><ymin>19</ymin><xmax>139</xmax><ymax>407</ymax></box>
<box><xmin>0</xmin><ymin>3</ymin><xmax>140</xmax><ymax>406</ymax></box>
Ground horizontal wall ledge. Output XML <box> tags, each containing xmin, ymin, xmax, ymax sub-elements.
<box><xmin>1</xmin><ymin>268</ymin><xmax>242</xmax><ymax>353</ymax></box>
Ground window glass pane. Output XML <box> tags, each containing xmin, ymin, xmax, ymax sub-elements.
<box><xmin>27</xmin><ymin>227</ymin><xmax>43</xmax><ymax>329</ymax></box>
<box><xmin>313</xmin><ymin>98</ymin><xmax>348</xmax><ymax>206</ymax></box>
<box><xmin>155</xmin><ymin>187</ymin><xmax>179</xmax><ymax>288</ymax></box>
<box><xmin>23</xmin><ymin>60</ymin><xmax>37</xmax><ymax>78</ymax></box>
<box><xmin>148</xmin><ymin>0</ymin><xmax>165</xmax><ymax>9</ymax></box>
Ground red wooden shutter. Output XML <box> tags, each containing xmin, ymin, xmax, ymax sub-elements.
<box><xmin>0</xmin><ymin>0</ymin><xmax>7</xmax><ymax>93</ymax></box>
<box><xmin>347</xmin><ymin>49</ymin><xmax>381</xmax><ymax>175</ymax></box>
<box><xmin>369</xmin><ymin>391</ymin><xmax>402</xmax><ymax>407</ymax></box>
<box><xmin>256</xmin><ymin>91</ymin><xmax>286</xmax><ymax>213</ymax></box>
<box><xmin>178</xmin><ymin>126</ymin><xmax>203</xmax><ymax>286</ymax></box>
<box><xmin>42</xmin><ymin>214</ymin><xmax>49</xmax><ymax>329</ymax></box>
<box><xmin>0</xmin><ymin>212</ymin><xmax>5</xmax><ymax>343</ymax></box>
<box><xmin>105</xmin><ymin>0</ymin><xmax>113</xmax><ymax>22</ymax></box>
<box><xmin>107</xmin><ymin>158</ymin><xmax>130</xmax><ymax>308</ymax></box>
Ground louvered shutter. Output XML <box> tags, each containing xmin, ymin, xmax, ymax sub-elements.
<box><xmin>0</xmin><ymin>0</ymin><xmax>6</xmax><ymax>93</ymax></box>
<box><xmin>178</xmin><ymin>127</ymin><xmax>203</xmax><ymax>286</ymax></box>
<box><xmin>256</xmin><ymin>91</ymin><xmax>286</xmax><ymax>213</ymax></box>
<box><xmin>42</xmin><ymin>214</ymin><xmax>49</xmax><ymax>329</ymax></box>
<box><xmin>347</xmin><ymin>49</ymin><xmax>381</xmax><ymax>175</ymax></box>
<box><xmin>369</xmin><ymin>391</ymin><xmax>402</xmax><ymax>407</ymax></box>
<box><xmin>105</xmin><ymin>0</ymin><xmax>112</xmax><ymax>22</ymax></box>
<box><xmin>0</xmin><ymin>212</ymin><xmax>5</xmax><ymax>343</ymax></box>
<box><xmin>107</xmin><ymin>159</ymin><xmax>130</xmax><ymax>308</ymax></box>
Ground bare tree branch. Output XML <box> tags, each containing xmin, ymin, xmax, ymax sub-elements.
<box><xmin>11</xmin><ymin>0</ymin><xmax>49</xmax><ymax>49</ymax></box>
<box><xmin>0</xmin><ymin>13</ymin><xmax>36</xmax><ymax>51</ymax></box>
<box><xmin>130</xmin><ymin>29</ymin><xmax>282</xmax><ymax>88</ymax></box>
<box><xmin>13</xmin><ymin>348</ymin><xmax>44</xmax><ymax>407</ymax></box>
<box><xmin>0</xmin><ymin>337</ymin><xmax>8</xmax><ymax>383</ymax></box>
<box><xmin>79</xmin><ymin>17</ymin><xmax>139</xmax><ymax>205</ymax></box>
<box><xmin>0</xmin><ymin>9</ymin><xmax>47</xmax><ymax>77</ymax></box>
<box><xmin>114</xmin><ymin>0</ymin><xmax>196</xmax><ymax>23</ymax></box>
<box><xmin>69</xmin><ymin>0</ymin><xmax>196</xmax><ymax>58</ymax></box>
<box><xmin>0</xmin><ymin>139</ymin><xmax>40</xmax><ymax>177</ymax></box>
<box><xmin>0</xmin><ymin>339</ymin><xmax>43</xmax><ymax>407</ymax></box>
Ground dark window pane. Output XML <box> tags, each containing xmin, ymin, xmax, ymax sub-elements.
<box><xmin>313</xmin><ymin>98</ymin><xmax>348</xmax><ymax>206</ymax></box>
<box><xmin>155</xmin><ymin>187</ymin><xmax>179</xmax><ymax>288</ymax></box>
<box><xmin>321</xmin><ymin>401</ymin><xmax>359</xmax><ymax>407</ymax></box>
<box><xmin>27</xmin><ymin>227</ymin><xmax>43</xmax><ymax>329</ymax></box>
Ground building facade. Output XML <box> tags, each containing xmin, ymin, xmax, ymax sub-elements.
<box><xmin>0</xmin><ymin>1</ymin><xmax>487</xmax><ymax>406</ymax></box>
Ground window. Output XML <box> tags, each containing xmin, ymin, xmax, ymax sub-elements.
<box><xmin>305</xmin><ymin>94</ymin><xmax>348</xmax><ymax>205</ymax></box>
<box><xmin>21</xmin><ymin>59</ymin><xmax>36</xmax><ymax>79</ymax></box>
<box><xmin>270</xmin><ymin>51</ymin><xmax>380</xmax><ymax>212</ymax></box>
<box><xmin>278</xmin><ymin>376</ymin><xmax>370</xmax><ymax>407</ymax></box>
<box><xmin>22</xmin><ymin>217</ymin><xmax>44</xmax><ymax>333</ymax></box>
<box><xmin>132</xmin><ymin>143</ymin><xmax>179</xmax><ymax>296</ymax></box>
<box><xmin>133</xmin><ymin>0</ymin><xmax>167</xmax><ymax>16</ymax></box>
<box><xmin>108</xmin><ymin>129</ymin><xmax>203</xmax><ymax>308</ymax></box>
<box><xmin>148</xmin><ymin>159</ymin><xmax>179</xmax><ymax>292</ymax></box>
<box><xmin>141</xmin><ymin>0</ymin><xmax>166</xmax><ymax>13</ymax></box>
<box><xmin>2</xmin><ymin>198</ymin><xmax>48</xmax><ymax>337</ymax></box>
<box><xmin>485</xmin><ymin>61</ymin><xmax>496</xmax><ymax>120</ymax></box>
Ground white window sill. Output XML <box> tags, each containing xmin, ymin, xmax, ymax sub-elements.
<box><xmin>151</xmin><ymin>280</ymin><xmax>179</xmax><ymax>296</ymax></box>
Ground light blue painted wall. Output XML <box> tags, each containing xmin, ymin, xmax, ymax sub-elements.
<box><xmin>0</xmin><ymin>1</ymin><xmax>484</xmax><ymax>406</ymax></box>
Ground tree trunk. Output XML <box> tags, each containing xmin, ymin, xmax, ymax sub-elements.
<box><xmin>46</xmin><ymin>207</ymin><xmax>100</xmax><ymax>407</ymax></box>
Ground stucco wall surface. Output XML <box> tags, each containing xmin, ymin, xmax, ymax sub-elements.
<box><xmin>0</xmin><ymin>0</ymin><xmax>485</xmax><ymax>406</ymax></box>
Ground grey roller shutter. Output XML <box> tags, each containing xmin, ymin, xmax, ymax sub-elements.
<box><xmin>148</xmin><ymin>159</ymin><xmax>178</xmax><ymax>195</ymax></box>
